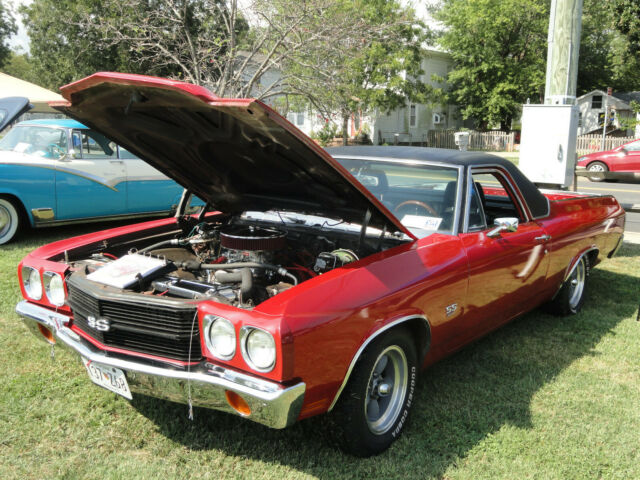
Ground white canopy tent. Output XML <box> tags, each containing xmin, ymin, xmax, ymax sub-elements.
<box><xmin>0</xmin><ymin>72</ymin><xmax>64</xmax><ymax>113</ymax></box>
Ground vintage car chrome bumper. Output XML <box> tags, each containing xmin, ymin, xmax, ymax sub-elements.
<box><xmin>16</xmin><ymin>300</ymin><xmax>305</xmax><ymax>429</ymax></box>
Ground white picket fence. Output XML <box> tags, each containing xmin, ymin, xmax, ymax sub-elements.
<box><xmin>427</xmin><ymin>130</ymin><xmax>516</xmax><ymax>151</ymax></box>
<box><xmin>575</xmin><ymin>134</ymin><xmax>634</xmax><ymax>155</ymax></box>
<box><xmin>379</xmin><ymin>130</ymin><xmax>635</xmax><ymax>154</ymax></box>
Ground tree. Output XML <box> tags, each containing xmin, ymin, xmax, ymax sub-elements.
<box><xmin>432</xmin><ymin>0</ymin><xmax>549</xmax><ymax>130</ymax></box>
<box><xmin>70</xmin><ymin>0</ymin><xmax>386</xmax><ymax>102</ymax></box>
<box><xmin>21</xmin><ymin>0</ymin><xmax>145</xmax><ymax>90</ymax></box>
<box><xmin>0</xmin><ymin>2</ymin><xmax>17</xmax><ymax>68</ymax></box>
<box><xmin>284</xmin><ymin>0</ymin><xmax>432</xmax><ymax>143</ymax></box>
<box><xmin>0</xmin><ymin>50</ymin><xmax>42</xmax><ymax>85</ymax></box>
<box><xmin>578</xmin><ymin>0</ymin><xmax>640</xmax><ymax>95</ymax></box>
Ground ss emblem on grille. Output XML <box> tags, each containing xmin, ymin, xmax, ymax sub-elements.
<box><xmin>87</xmin><ymin>315</ymin><xmax>110</xmax><ymax>332</ymax></box>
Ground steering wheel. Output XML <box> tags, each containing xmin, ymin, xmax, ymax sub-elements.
<box><xmin>394</xmin><ymin>200</ymin><xmax>438</xmax><ymax>217</ymax></box>
<box><xmin>47</xmin><ymin>143</ymin><xmax>65</xmax><ymax>159</ymax></box>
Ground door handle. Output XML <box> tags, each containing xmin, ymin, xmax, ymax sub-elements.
<box><xmin>535</xmin><ymin>234</ymin><xmax>551</xmax><ymax>242</ymax></box>
<box><xmin>109</xmin><ymin>160</ymin><xmax>124</xmax><ymax>164</ymax></box>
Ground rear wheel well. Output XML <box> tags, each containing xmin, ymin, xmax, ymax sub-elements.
<box><xmin>586</xmin><ymin>249</ymin><xmax>599</xmax><ymax>270</ymax></box>
<box><xmin>0</xmin><ymin>194</ymin><xmax>28</xmax><ymax>221</ymax></box>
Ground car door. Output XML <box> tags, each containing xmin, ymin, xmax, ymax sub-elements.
<box><xmin>618</xmin><ymin>140</ymin><xmax>640</xmax><ymax>171</ymax></box>
<box><xmin>117</xmin><ymin>146</ymin><xmax>185</xmax><ymax>214</ymax></box>
<box><xmin>55</xmin><ymin>129</ymin><xmax>127</xmax><ymax>220</ymax></box>
<box><xmin>454</xmin><ymin>167</ymin><xmax>551</xmax><ymax>344</ymax></box>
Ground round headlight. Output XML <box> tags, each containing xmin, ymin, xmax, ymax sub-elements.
<box><xmin>243</xmin><ymin>328</ymin><xmax>276</xmax><ymax>372</ymax></box>
<box><xmin>22</xmin><ymin>266</ymin><xmax>42</xmax><ymax>300</ymax></box>
<box><xmin>204</xmin><ymin>316</ymin><xmax>236</xmax><ymax>360</ymax></box>
<box><xmin>44</xmin><ymin>272</ymin><xmax>66</xmax><ymax>306</ymax></box>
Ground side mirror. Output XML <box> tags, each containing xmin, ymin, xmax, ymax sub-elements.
<box><xmin>60</xmin><ymin>149</ymin><xmax>78</xmax><ymax>161</ymax></box>
<box><xmin>487</xmin><ymin>217</ymin><xmax>519</xmax><ymax>238</ymax></box>
<box><xmin>619</xmin><ymin>147</ymin><xmax>628</xmax><ymax>155</ymax></box>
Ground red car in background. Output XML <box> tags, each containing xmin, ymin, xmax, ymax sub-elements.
<box><xmin>577</xmin><ymin>138</ymin><xmax>640</xmax><ymax>181</ymax></box>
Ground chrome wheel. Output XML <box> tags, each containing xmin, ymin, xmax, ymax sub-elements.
<box><xmin>587</xmin><ymin>162</ymin><xmax>607</xmax><ymax>182</ymax></box>
<box><xmin>365</xmin><ymin>345</ymin><xmax>408</xmax><ymax>435</ymax></box>
<box><xmin>568</xmin><ymin>257</ymin><xmax>586</xmax><ymax>310</ymax></box>
<box><xmin>0</xmin><ymin>205</ymin><xmax>9</xmax><ymax>235</ymax></box>
<box><xmin>0</xmin><ymin>198</ymin><xmax>20</xmax><ymax>245</ymax></box>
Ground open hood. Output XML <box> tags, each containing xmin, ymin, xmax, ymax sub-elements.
<box><xmin>52</xmin><ymin>72</ymin><xmax>412</xmax><ymax>237</ymax></box>
<box><xmin>0</xmin><ymin>97</ymin><xmax>32</xmax><ymax>132</ymax></box>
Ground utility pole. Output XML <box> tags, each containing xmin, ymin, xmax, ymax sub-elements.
<box><xmin>519</xmin><ymin>0</ymin><xmax>583</xmax><ymax>188</ymax></box>
<box><xmin>601</xmin><ymin>87</ymin><xmax>612</xmax><ymax>150</ymax></box>
<box><xmin>544</xmin><ymin>0</ymin><xmax>583</xmax><ymax>104</ymax></box>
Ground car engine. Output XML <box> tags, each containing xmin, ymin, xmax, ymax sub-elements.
<box><xmin>69</xmin><ymin>213</ymin><xmax>403</xmax><ymax>310</ymax></box>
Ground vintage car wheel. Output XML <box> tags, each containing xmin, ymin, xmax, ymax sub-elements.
<box><xmin>547</xmin><ymin>256</ymin><xmax>589</xmax><ymax>315</ymax></box>
<box><xmin>0</xmin><ymin>197</ymin><xmax>22</xmax><ymax>245</ymax></box>
<box><xmin>586</xmin><ymin>162</ymin><xmax>608</xmax><ymax>182</ymax></box>
<box><xmin>329</xmin><ymin>328</ymin><xmax>418</xmax><ymax>457</ymax></box>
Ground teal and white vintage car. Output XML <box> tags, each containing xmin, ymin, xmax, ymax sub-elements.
<box><xmin>0</xmin><ymin>97</ymin><xmax>189</xmax><ymax>244</ymax></box>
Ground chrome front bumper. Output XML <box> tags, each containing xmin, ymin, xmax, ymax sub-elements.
<box><xmin>16</xmin><ymin>300</ymin><xmax>305</xmax><ymax>429</ymax></box>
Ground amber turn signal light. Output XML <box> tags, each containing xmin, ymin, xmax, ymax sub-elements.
<box><xmin>38</xmin><ymin>324</ymin><xmax>56</xmax><ymax>344</ymax></box>
<box><xmin>225</xmin><ymin>390</ymin><xmax>251</xmax><ymax>416</ymax></box>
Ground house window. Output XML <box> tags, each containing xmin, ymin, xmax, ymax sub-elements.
<box><xmin>409</xmin><ymin>104</ymin><xmax>417</xmax><ymax>127</ymax></box>
<box><xmin>592</xmin><ymin>95</ymin><xmax>603</xmax><ymax>109</ymax></box>
<box><xmin>296</xmin><ymin>112</ymin><xmax>304</xmax><ymax>126</ymax></box>
<box><xmin>578</xmin><ymin>112</ymin><xmax>583</xmax><ymax>127</ymax></box>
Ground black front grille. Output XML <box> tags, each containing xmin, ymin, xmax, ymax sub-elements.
<box><xmin>68</xmin><ymin>283</ymin><xmax>202</xmax><ymax>362</ymax></box>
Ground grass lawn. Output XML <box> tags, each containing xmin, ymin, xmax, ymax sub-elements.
<box><xmin>1</xmin><ymin>224</ymin><xmax>639</xmax><ymax>480</ymax></box>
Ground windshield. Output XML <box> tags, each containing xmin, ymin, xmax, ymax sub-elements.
<box><xmin>0</xmin><ymin>125</ymin><xmax>68</xmax><ymax>159</ymax></box>
<box><xmin>335</xmin><ymin>158</ymin><xmax>460</xmax><ymax>236</ymax></box>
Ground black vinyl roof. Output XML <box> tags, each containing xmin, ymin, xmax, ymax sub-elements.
<box><xmin>326</xmin><ymin>146</ymin><xmax>550</xmax><ymax>219</ymax></box>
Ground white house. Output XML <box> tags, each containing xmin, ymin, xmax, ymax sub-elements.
<box><xmin>236</xmin><ymin>48</ymin><xmax>463</xmax><ymax>142</ymax></box>
<box><xmin>576</xmin><ymin>89</ymin><xmax>640</xmax><ymax>137</ymax></box>
<box><xmin>371</xmin><ymin>49</ymin><xmax>464</xmax><ymax>145</ymax></box>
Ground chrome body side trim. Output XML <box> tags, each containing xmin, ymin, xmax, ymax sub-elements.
<box><xmin>31</xmin><ymin>208</ymin><xmax>55</xmax><ymax>221</ymax></box>
<box><xmin>32</xmin><ymin>210</ymin><xmax>171</xmax><ymax>227</ymax></box>
<box><xmin>327</xmin><ymin>314</ymin><xmax>430</xmax><ymax>412</ymax></box>
<box><xmin>15</xmin><ymin>301</ymin><xmax>305</xmax><ymax>429</ymax></box>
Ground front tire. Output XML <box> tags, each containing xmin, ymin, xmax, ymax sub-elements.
<box><xmin>329</xmin><ymin>328</ymin><xmax>418</xmax><ymax>457</ymax></box>
<box><xmin>586</xmin><ymin>161</ymin><xmax>608</xmax><ymax>182</ymax></box>
<box><xmin>546</xmin><ymin>255</ymin><xmax>589</xmax><ymax>315</ymax></box>
<box><xmin>0</xmin><ymin>197</ymin><xmax>22</xmax><ymax>245</ymax></box>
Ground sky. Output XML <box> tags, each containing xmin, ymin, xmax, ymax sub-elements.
<box><xmin>7</xmin><ymin>0</ymin><xmax>31</xmax><ymax>52</ymax></box>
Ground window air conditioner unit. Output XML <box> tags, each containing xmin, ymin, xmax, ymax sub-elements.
<box><xmin>432</xmin><ymin>113</ymin><xmax>445</xmax><ymax>124</ymax></box>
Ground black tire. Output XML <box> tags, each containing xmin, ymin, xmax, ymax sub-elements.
<box><xmin>546</xmin><ymin>255</ymin><xmax>589</xmax><ymax>315</ymax></box>
<box><xmin>0</xmin><ymin>196</ymin><xmax>22</xmax><ymax>245</ymax></box>
<box><xmin>328</xmin><ymin>328</ymin><xmax>418</xmax><ymax>457</ymax></box>
<box><xmin>586</xmin><ymin>161</ymin><xmax>608</xmax><ymax>182</ymax></box>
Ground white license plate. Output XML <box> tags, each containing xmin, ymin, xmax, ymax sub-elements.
<box><xmin>82</xmin><ymin>357</ymin><xmax>132</xmax><ymax>400</ymax></box>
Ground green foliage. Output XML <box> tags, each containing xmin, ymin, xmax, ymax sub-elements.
<box><xmin>0</xmin><ymin>51</ymin><xmax>42</xmax><ymax>85</ymax></box>
<box><xmin>21</xmin><ymin>0</ymin><xmax>144</xmax><ymax>90</ymax></box>
<box><xmin>311</xmin><ymin>122</ymin><xmax>339</xmax><ymax>147</ymax></box>
<box><xmin>0</xmin><ymin>2</ymin><xmax>16</xmax><ymax>68</ymax></box>
<box><xmin>433</xmin><ymin>0</ymin><xmax>549</xmax><ymax>129</ymax></box>
<box><xmin>578</xmin><ymin>0</ymin><xmax>640</xmax><ymax>94</ymax></box>
<box><xmin>284</xmin><ymin>0</ymin><xmax>433</xmax><ymax>143</ymax></box>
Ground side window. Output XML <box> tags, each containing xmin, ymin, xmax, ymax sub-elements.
<box><xmin>471</xmin><ymin>171</ymin><xmax>525</xmax><ymax>228</ymax></box>
<box><xmin>117</xmin><ymin>146</ymin><xmax>139</xmax><ymax>159</ymax></box>
<box><xmin>626</xmin><ymin>140</ymin><xmax>640</xmax><ymax>152</ymax></box>
<box><xmin>73</xmin><ymin>130</ymin><xmax>117</xmax><ymax>159</ymax></box>
<box><xmin>467</xmin><ymin>181</ymin><xmax>486</xmax><ymax>231</ymax></box>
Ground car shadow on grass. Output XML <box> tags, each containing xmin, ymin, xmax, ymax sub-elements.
<box><xmin>127</xmin><ymin>263</ymin><xmax>639</xmax><ymax>479</ymax></box>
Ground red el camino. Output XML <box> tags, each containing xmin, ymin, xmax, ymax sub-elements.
<box><xmin>16</xmin><ymin>73</ymin><xmax>626</xmax><ymax>457</ymax></box>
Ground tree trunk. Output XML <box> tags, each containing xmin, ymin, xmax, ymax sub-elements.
<box><xmin>342</xmin><ymin>114</ymin><xmax>349</xmax><ymax>146</ymax></box>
